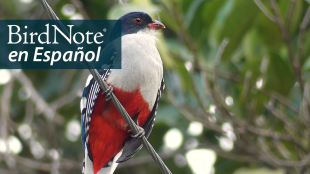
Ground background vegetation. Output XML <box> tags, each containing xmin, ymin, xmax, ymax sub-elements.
<box><xmin>0</xmin><ymin>0</ymin><xmax>310</xmax><ymax>173</ymax></box>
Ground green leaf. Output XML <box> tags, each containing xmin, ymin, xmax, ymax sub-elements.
<box><xmin>159</xmin><ymin>11</ymin><xmax>179</xmax><ymax>33</ymax></box>
<box><xmin>242</xmin><ymin>29</ymin><xmax>264</xmax><ymax>60</ymax></box>
<box><xmin>185</xmin><ymin>0</ymin><xmax>207</xmax><ymax>27</ymax></box>
<box><xmin>219</xmin><ymin>0</ymin><xmax>259</xmax><ymax>61</ymax></box>
<box><xmin>193</xmin><ymin>0</ymin><xmax>226</xmax><ymax>47</ymax></box>
<box><xmin>265</xmin><ymin>53</ymin><xmax>295</xmax><ymax>95</ymax></box>
<box><xmin>278</xmin><ymin>0</ymin><xmax>303</xmax><ymax>33</ymax></box>
<box><xmin>239</xmin><ymin>58</ymin><xmax>269</xmax><ymax>114</ymax></box>
<box><xmin>241</xmin><ymin>58</ymin><xmax>262</xmax><ymax>84</ymax></box>
<box><xmin>289</xmin><ymin>0</ymin><xmax>303</xmax><ymax>33</ymax></box>
<box><xmin>303</xmin><ymin>28</ymin><xmax>310</xmax><ymax>62</ymax></box>
<box><xmin>202</xmin><ymin>0</ymin><xmax>226</xmax><ymax>26</ymax></box>
<box><xmin>159</xmin><ymin>0</ymin><xmax>174</xmax><ymax>12</ymax></box>
<box><xmin>209</xmin><ymin>0</ymin><xmax>235</xmax><ymax>44</ymax></box>
<box><xmin>233</xmin><ymin>168</ymin><xmax>285</xmax><ymax>174</ymax></box>
<box><xmin>278</xmin><ymin>0</ymin><xmax>290</xmax><ymax>19</ymax></box>
<box><xmin>256</xmin><ymin>14</ymin><xmax>283</xmax><ymax>52</ymax></box>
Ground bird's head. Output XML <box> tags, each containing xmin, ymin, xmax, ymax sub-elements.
<box><xmin>108</xmin><ymin>12</ymin><xmax>165</xmax><ymax>42</ymax></box>
<box><xmin>119</xmin><ymin>12</ymin><xmax>165</xmax><ymax>35</ymax></box>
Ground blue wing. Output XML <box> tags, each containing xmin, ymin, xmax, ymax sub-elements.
<box><xmin>81</xmin><ymin>43</ymin><xmax>118</xmax><ymax>160</ymax></box>
<box><xmin>81</xmin><ymin>70</ymin><xmax>111</xmax><ymax>148</ymax></box>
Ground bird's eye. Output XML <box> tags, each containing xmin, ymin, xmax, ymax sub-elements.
<box><xmin>134</xmin><ymin>17</ymin><xmax>142</xmax><ymax>24</ymax></box>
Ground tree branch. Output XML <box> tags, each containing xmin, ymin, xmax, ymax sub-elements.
<box><xmin>253</xmin><ymin>0</ymin><xmax>276</xmax><ymax>22</ymax></box>
<box><xmin>268</xmin><ymin>0</ymin><xmax>304</xmax><ymax>93</ymax></box>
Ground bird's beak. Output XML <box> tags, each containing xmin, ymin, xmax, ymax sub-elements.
<box><xmin>148</xmin><ymin>20</ymin><xmax>165</xmax><ymax>30</ymax></box>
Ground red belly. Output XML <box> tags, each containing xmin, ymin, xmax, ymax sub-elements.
<box><xmin>89</xmin><ymin>85</ymin><xmax>151</xmax><ymax>174</ymax></box>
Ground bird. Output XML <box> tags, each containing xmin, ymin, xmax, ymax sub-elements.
<box><xmin>80</xmin><ymin>12</ymin><xmax>165</xmax><ymax>174</ymax></box>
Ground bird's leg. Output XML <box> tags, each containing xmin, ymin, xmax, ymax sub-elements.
<box><xmin>103</xmin><ymin>86</ymin><xmax>113</xmax><ymax>101</ymax></box>
<box><xmin>127</xmin><ymin>126</ymin><xmax>145</xmax><ymax>138</ymax></box>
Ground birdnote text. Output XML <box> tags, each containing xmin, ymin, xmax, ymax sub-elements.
<box><xmin>0</xmin><ymin>20</ymin><xmax>121</xmax><ymax>69</ymax></box>
<box><xmin>7</xmin><ymin>24</ymin><xmax>104</xmax><ymax>66</ymax></box>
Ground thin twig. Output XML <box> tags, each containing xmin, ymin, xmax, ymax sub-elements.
<box><xmin>245</xmin><ymin>125</ymin><xmax>308</xmax><ymax>152</ymax></box>
<box><xmin>301</xmin><ymin>82</ymin><xmax>310</xmax><ymax>132</ymax></box>
<box><xmin>51</xmin><ymin>70</ymin><xmax>89</xmax><ymax>110</ymax></box>
<box><xmin>167</xmin><ymin>90</ymin><xmax>223</xmax><ymax>133</ymax></box>
<box><xmin>188</xmin><ymin>63</ymin><xmax>213</xmax><ymax>118</ymax></box>
<box><xmin>297</xmin><ymin>6</ymin><xmax>310</xmax><ymax>67</ymax></box>
<box><xmin>265</xmin><ymin>102</ymin><xmax>303</xmax><ymax>137</ymax></box>
<box><xmin>269</xmin><ymin>0</ymin><xmax>304</xmax><ymax>93</ymax></box>
<box><xmin>9</xmin><ymin>156</ymin><xmax>85</xmax><ymax>171</ymax></box>
<box><xmin>121</xmin><ymin>142</ymin><xmax>257</xmax><ymax>168</ymax></box>
<box><xmin>12</xmin><ymin>71</ymin><xmax>54</xmax><ymax>119</ymax></box>
<box><xmin>242</xmin><ymin>71</ymin><xmax>252</xmax><ymax>98</ymax></box>
<box><xmin>285</xmin><ymin>0</ymin><xmax>296</xmax><ymax>30</ymax></box>
<box><xmin>273</xmin><ymin>140</ymin><xmax>291</xmax><ymax>160</ymax></box>
<box><xmin>235</xmin><ymin>138</ymin><xmax>279</xmax><ymax>168</ymax></box>
<box><xmin>1</xmin><ymin>81</ymin><xmax>19</xmax><ymax>174</ymax></box>
<box><xmin>243</xmin><ymin>71</ymin><xmax>256</xmax><ymax>129</ymax></box>
<box><xmin>260</xmin><ymin>89</ymin><xmax>299</xmax><ymax>113</ymax></box>
<box><xmin>253</xmin><ymin>0</ymin><xmax>276</xmax><ymax>22</ymax></box>
<box><xmin>259</xmin><ymin>137</ymin><xmax>310</xmax><ymax>167</ymax></box>
<box><xmin>24</xmin><ymin>100</ymin><xmax>34</xmax><ymax>124</ymax></box>
<box><xmin>214</xmin><ymin>38</ymin><xmax>229</xmax><ymax>66</ymax></box>
<box><xmin>198</xmin><ymin>64</ymin><xmax>299</xmax><ymax>113</ymax></box>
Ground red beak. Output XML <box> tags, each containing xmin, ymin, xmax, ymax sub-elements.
<box><xmin>148</xmin><ymin>20</ymin><xmax>165</xmax><ymax>30</ymax></box>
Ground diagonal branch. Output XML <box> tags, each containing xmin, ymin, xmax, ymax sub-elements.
<box><xmin>12</xmin><ymin>71</ymin><xmax>65</xmax><ymax>124</ymax></box>
<box><xmin>167</xmin><ymin>90</ymin><xmax>223</xmax><ymax>133</ymax></box>
<box><xmin>284</xmin><ymin>0</ymin><xmax>296</xmax><ymax>30</ymax></box>
<box><xmin>268</xmin><ymin>0</ymin><xmax>304</xmax><ymax>93</ymax></box>
<box><xmin>297</xmin><ymin>6</ymin><xmax>310</xmax><ymax>67</ymax></box>
<box><xmin>259</xmin><ymin>137</ymin><xmax>310</xmax><ymax>167</ymax></box>
<box><xmin>253</xmin><ymin>0</ymin><xmax>276</xmax><ymax>22</ymax></box>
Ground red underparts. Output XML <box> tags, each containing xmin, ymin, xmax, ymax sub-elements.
<box><xmin>89</xmin><ymin>85</ymin><xmax>151</xmax><ymax>174</ymax></box>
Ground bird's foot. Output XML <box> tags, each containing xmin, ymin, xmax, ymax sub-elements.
<box><xmin>103</xmin><ymin>86</ymin><xmax>113</xmax><ymax>101</ymax></box>
<box><xmin>127</xmin><ymin>126</ymin><xmax>145</xmax><ymax>138</ymax></box>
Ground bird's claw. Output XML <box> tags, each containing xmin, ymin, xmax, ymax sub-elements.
<box><xmin>128</xmin><ymin>126</ymin><xmax>145</xmax><ymax>138</ymax></box>
<box><xmin>103</xmin><ymin>86</ymin><xmax>113</xmax><ymax>101</ymax></box>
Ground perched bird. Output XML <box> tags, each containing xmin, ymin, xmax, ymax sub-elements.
<box><xmin>80</xmin><ymin>12</ymin><xmax>165</xmax><ymax>174</ymax></box>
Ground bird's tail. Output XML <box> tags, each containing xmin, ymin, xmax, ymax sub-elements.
<box><xmin>82</xmin><ymin>146</ymin><xmax>123</xmax><ymax>174</ymax></box>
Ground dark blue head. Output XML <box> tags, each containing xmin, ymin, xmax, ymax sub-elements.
<box><xmin>119</xmin><ymin>12</ymin><xmax>165</xmax><ymax>35</ymax></box>
<box><xmin>109</xmin><ymin>12</ymin><xmax>165</xmax><ymax>42</ymax></box>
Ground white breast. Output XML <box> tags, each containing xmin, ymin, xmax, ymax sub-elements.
<box><xmin>106</xmin><ymin>32</ymin><xmax>163</xmax><ymax>109</ymax></box>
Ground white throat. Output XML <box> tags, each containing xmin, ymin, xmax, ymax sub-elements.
<box><xmin>106</xmin><ymin>31</ymin><xmax>163</xmax><ymax>109</ymax></box>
